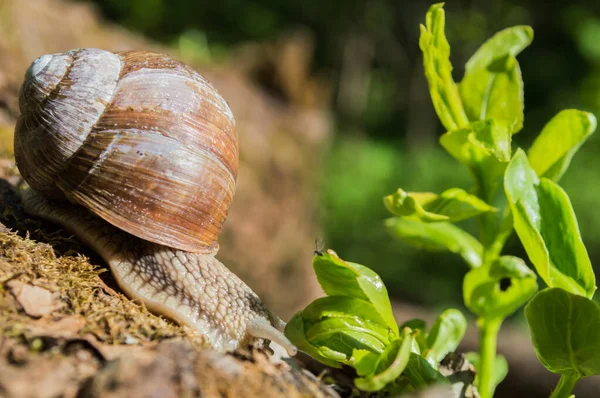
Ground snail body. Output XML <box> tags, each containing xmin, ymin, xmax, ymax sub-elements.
<box><xmin>14</xmin><ymin>48</ymin><xmax>295</xmax><ymax>354</ymax></box>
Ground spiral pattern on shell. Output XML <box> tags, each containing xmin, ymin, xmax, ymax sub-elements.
<box><xmin>14</xmin><ymin>48</ymin><xmax>238</xmax><ymax>253</ymax></box>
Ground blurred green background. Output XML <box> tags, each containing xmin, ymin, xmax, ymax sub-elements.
<box><xmin>87</xmin><ymin>0</ymin><xmax>600</xmax><ymax>310</ymax></box>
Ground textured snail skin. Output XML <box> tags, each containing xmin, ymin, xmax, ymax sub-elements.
<box><xmin>14</xmin><ymin>49</ymin><xmax>296</xmax><ymax>355</ymax></box>
<box><xmin>21</xmin><ymin>188</ymin><xmax>296</xmax><ymax>354</ymax></box>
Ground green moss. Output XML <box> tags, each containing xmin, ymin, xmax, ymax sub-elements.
<box><xmin>0</xmin><ymin>230</ymin><xmax>204</xmax><ymax>346</ymax></box>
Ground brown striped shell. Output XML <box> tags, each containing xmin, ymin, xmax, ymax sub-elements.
<box><xmin>14</xmin><ymin>48</ymin><xmax>238</xmax><ymax>254</ymax></box>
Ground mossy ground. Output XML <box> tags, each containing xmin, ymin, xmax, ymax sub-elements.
<box><xmin>0</xmin><ymin>182</ymin><xmax>196</xmax><ymax>346</ymax></box>
<box><xmin>0</xmin><ymin>231</ymin><xmax>194</xmax><ymax>344</ymax></box>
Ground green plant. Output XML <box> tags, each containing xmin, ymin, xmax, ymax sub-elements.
<box><xmin>387</xmin><ymin>3</ymin><xmax>600</xmax><ymax>397</ymax></box>
<box><xmin>286</xmin><ymin>2</ymin><xmax>600</xmax><ymax>397</ymax></box>
<box><xmin>285</xmin><ymin>249</ymin><xmax>466</xmax><ymax>394</ymax></box>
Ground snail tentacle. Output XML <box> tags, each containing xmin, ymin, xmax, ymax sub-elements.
<box><xmin>247</xmin><ymin>318</ymin><xmax>297</xmax><ymax>356</ymax></box>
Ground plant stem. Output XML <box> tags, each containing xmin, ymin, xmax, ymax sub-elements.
<box><xmin>478</xmin><ymin>317</ymin><xmax>502</xmax><ymax>398</ymax></box>
<box><xmin>474</xmin><ymin>164</ymin><xmax>513</xmax><ymax>397</ymax></box>
<box><xmin>550</xmin><ymin>373</ymin><xmax>581</xmax><ymax>398</ymax></box>
<box><xmin>483</xmin><ymin>207</ymin><xmax>513</xmax><ymax>264</ymax></box>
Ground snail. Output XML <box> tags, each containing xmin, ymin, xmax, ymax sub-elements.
<box><xmin>13</xmin><ymin>48</ymin><xmax>296</xmax><ymax>355</ymax></box>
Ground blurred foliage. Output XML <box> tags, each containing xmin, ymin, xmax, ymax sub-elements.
<box><xmin>88</xmin><ymin>0</ymin><xmax>600</xmax><ymax>308</ymax></box>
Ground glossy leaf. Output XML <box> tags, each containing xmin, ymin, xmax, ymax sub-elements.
<box><xmin>386</xmin><ymin>217</ymin><xmax>483</xmax><ymax>268</ymax></box>
<box><xmin>460</xmin><ymin>56</ymin><xmax>524</xmax><ymax>133</ymax></box>
<box><xmin>313</xmin><ymin>250</ymin><xmax>399</xmax><ymax>334</ymax></box>
<box><xmin>440</xmin><ymin>120</ymin><xmax>510</xmax><ymax>201</ymax></box>
<box><xmin>525</xmin><ymin>288</ymin><xmax>600</xmax><ymax>376</ymax></box>
<box><xmin>440</xmin><ymin>120</ymin><xmax>510</xmax><ymax>164</ymax></box>
<box><xmin>384</xmin><ymin>187</ymin><xmax>497</xmax><ymax>223</ymax></box>
<box><xmin>424</xmin><ymin>309</ymin><xmax>467</xmax><ymax>365</ymax></box>
<box><xmin>464</xmin><ymin>255</ymin><xmax>537</xmax><ymax>319</ymax></box>
<box><xmin>528</xmin><ymin>109</ymin><xmax>597</xmax><ymax>182</ymax></box>
<box><xmin>302</xmin><ymin>296</ymin><xmax>391</xmax><ymax>333</ymax></box>
<box><xmin>284</xmin><ymin>313</ymin><xmax>344</xmax><ymax>368</ymax></box>
<box><xmin>460</xmin><ymin>26</ymin><xmax>533</xmax><ymax>133</ymax></box>
<box><xmin>355</xmin><ymin>330</ymin><xmax>415</xmax><ymax>391</ymax></box>
<box><xmin>505</xmin><ymin>150</ymin><xmax>596</xmax><ymax>298</ymax></box>
<box><xmin>403</xmin><ymin>353</ymin><xmax>449</xmax><ymax>389</ymax></box>
<box><xmin>464</xmin><ymin>26</ymin><xmax>534</xmax><ymax>74</ymax></box>
<box><xmin>306</xmin><ymin>317</ymin><xmax>391</xmax><ymax>355</ymax></box>
<box><xmin>400</xmin><ymin>319</ymin><xmax>428</xmax><ymax>353</ymax></box>
<box><xmin>353</xmin><ymin>349</ymin><xmax>381</xmax><ymax>376</ymax></box>
<box><xmin>419</xmin><ymin>3</ymin><xmax>469</xmax><ymax>131</ymax></box>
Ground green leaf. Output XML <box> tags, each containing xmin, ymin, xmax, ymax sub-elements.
<box><xmin>313</xmin><ymin>251</ymin><xmax>399</xmax><ymax>334</ymax></box>
<box><xmin>399</xmin><ymin>319</ymin><xmax>427</xmax><ymax>332</ymax></box>
<box><xmin>284</xmin><ymin>313</ymin><xmax>344</xmax><ymax>368</ymax></box>
<box><xmin>399</xmin><ymin>319</ymin><xmax>428</xmax><ymax>352</ymax></box>
<box><xmin>306</xmin><ymin>317</ymin><xmax>391</xmax><ymax>355</ymax></box>
<box><xmin>504</xmin><ymin>150</ymin><xmax>596</xmax><ymax>298</ymax></box>
<box><xmin>441</xmin><ymin>120</ymin><xmax>511</xmax><ymax>165</ymax></box>
<box><xmin>525</xmin><ymin>288</ymin><xmax>600</xmax><ymax>376</ymax></box>
<box><xmin>465</xmin><ymin>352</ymin><xmax>509</xmax><ymax>392</ymax></box>
<box><xmin>355</xmin><ymin>330</ymin><xmax>415</xmax><ymax>391</ymax></box>
<box><xmin>419</xmin><ymin>3</ymin><xmax>469</xmax><ymax>131</ymax></box>
<box><xmin>384</xmin><ymin>188</ymin><xmax>497</xmax><ymax>222</ymax></box>
<box><xmin>440</xmin><ymin>120</ymin><xmax>510</xmax><ymax>202</ymax></box>
<box><xmin>464</xmin><ymin>26</ymin><xmax>533</xmax><ymax>74</ymax></box>
<box><xmin>460</xmin><ymin>26</ymin><xmax>532</xmax><ymax>134</ymax></box>
<box><xmin>528</xmin><ymin>110</ymin><xmax>597</xmax><ymax>182</ymax></box>
<box><xmin>464</xmin><ymin>255</ymin><xmax>537</xmax><ymax>319</ymax></box>
<box><xmin>386</xmin><ymin>217</ymin><xmax>483</xmax><ymax>268</ymax></box>
<box><xmin>460</xmin><ymin>56</ymin><xmax>525</xmax><ymax>133</ymax></box>
<box><xmin>302</xmin><ymin>296</ymin><xmax>392</xmax><ymax>333</ymax></box>
<box><xmin>384</xmin><ymin>191</ymin><xmax>447</xmax><ymax>222</ymax></box>
<box><xmin>469</xmin><ymin>120</ymin><xmax>512</xmax><ymax>162</ymax></box>
<box><xmin>403</xmin><ymin>353</ymin><xmax>449</xmax><ymax>389</ymax></box>
<box><xmin>353</xmin><ymin>349</ymin><xmax>381</xmax><ymax>376</ymax></box>
<box><xmin>424</xmin><ymin>309</ymin><xmax>467</xmax><ymax>366</ymax></box>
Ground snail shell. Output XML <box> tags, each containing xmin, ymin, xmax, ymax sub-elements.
<box><xmin>14</xmin><ymin>48</ymin><xmax>237</xmax><ymax>253</ymax></box>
